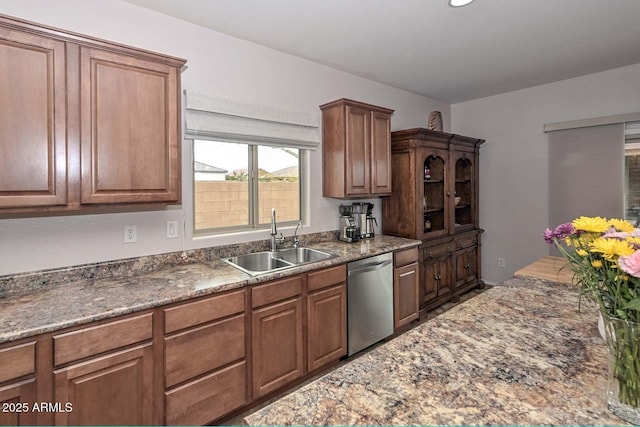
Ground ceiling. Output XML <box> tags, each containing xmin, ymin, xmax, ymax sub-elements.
<box><xmin>124</xmin><ymin>0</ymin><xmax>640</xmax><ymax>103</ymax></box>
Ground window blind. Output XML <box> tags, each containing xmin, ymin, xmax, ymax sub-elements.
<box><xmin>184</xmin><ymin>90</ymin><xmax>320</xmax><ymax>150</ymax></box>
<box><xmin>548</xmin><ymin>124</ymin><xmax>624</xmax><ymax>255</ymax></box>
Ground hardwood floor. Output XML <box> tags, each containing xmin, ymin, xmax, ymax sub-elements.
<box><xmin>514</xmin><ymin>256</ymin><xmax>573</xmax><ymax>285</ymax></box>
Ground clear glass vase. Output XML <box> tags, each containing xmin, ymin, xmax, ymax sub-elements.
<box><xmin>603</xmin><ymin>315</ymin><xmax>640</xmax><ymax>425</ymax></box>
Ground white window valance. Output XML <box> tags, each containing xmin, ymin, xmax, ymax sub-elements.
<box><xmin>184</xmin><ymin>90</ymin><xmax>321</xmax><ymax>150</ymax></box>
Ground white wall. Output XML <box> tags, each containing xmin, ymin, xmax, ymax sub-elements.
<box><xmin>0</xmin><ymin>0</ymin><xmax>449</xmax><ymax>276</ymax></box>
<box><xmin>452</xmin><ymin>63</ymin><xmax>640</xmax><ymax>284</ymax></box>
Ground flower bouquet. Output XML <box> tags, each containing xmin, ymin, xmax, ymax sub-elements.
<box><xmin>544</xmin><ymin>216</ymin><xmax>640</xmax><ymax>423</ymax></box>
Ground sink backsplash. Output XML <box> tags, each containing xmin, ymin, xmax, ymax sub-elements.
<box><xmin>0</xmin><ymin>230</ymin><xmax>339</xmax><ymax>296</ymax></box>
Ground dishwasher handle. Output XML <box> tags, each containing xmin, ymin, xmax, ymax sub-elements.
<box><xmin>348</xmin><ymin>259</ymin><xmax>393</xmax><ymax>275</ymax></box>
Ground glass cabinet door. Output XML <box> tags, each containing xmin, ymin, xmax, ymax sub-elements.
<box><xmin>421</xmin><ymin>148</ymin><xmax>449</xmax><ymax>238</ymax></box>
<box><xmin>453</xmin><ymin>152</ymin><xmax>475</xmax><ymax>231</ymax></box>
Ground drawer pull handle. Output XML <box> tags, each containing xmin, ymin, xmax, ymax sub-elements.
<box><xmin>399</xmin><ymin>270</ymin><xmax>416</xmax><ymax>278</ymax></box>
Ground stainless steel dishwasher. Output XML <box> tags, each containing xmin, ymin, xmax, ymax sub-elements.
<box><xmin>347</xmin><ymin>252</ymin><xmax>394</xmax><ymax>356</ymax></box>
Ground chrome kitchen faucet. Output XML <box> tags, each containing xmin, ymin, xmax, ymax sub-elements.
<box><xmin>270</xmin><ymin>208</ymin><xmax>285</xmax><ymax>251</ymax></box>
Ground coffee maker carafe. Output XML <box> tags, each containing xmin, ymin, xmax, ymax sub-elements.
<box><xmin>364</xmin><ymin>202</ymin><xmax>377</xmax><ymax>238</ymax></box>
<box><xmin>352</xmin><ymin>202</ymin><xmax>377</xmax><ymax>239</ymax></box>
<box><xmin>338</xmin><ymin>204</ymin><xmax>359</xmax><ymax>243</ymax></box>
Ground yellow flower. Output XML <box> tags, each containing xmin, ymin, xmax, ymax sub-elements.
<box><xmin>576</xmin><ymin>249</ymin><xmax>588</xmax><ymax>257</ymax></box>
<box><xmin>626</xmin><ymin>236</ymin><xmax>640</xmax><ymax>246</ymax></box>
<box><xmin>589</xmin><ymin>237</ymin><xmax>635</xmax><ymax>260</ymax></box>
<box><xmin>573</xmin><ymin>216</ymin><xmax>610</xmax><ymax>233</ymax></box>
<box><xmin>610</xmin><ymin>218</ymin><xmax>635</xmax><ymax>232</ymax></box>
<box><xmin>591</xmin><ymin>260</ymin><xmax>603</xmax><ymax>268</ymax></box>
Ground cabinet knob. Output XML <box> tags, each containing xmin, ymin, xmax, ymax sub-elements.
<box><xmin>464</xmin><ymin>263</ymin><xmax>470</xmax><ymax>269</ymax></box>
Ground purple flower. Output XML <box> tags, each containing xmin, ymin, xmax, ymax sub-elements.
<box><xmin>553</xmin><ymin>222</ymin><xmax>575</xmax><ymax>239</ymax></box>
<box><xmin>603</xmin><ymin>228</ymin><xmax>630</xmax><ymax>240</ymax></box>
<box><xmin>543</xmin><ymin>228</ymin><xmax>554</xmax><ymax>244</ymax></box>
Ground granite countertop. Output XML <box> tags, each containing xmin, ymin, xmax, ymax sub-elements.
<box><xmin>245</xmin><ymin>276</ymin><xmax>627</xmax><ymax>426</ymax></box>
<box><xmin>0</xmin><ymin>235</ymin><xmax>419</xmax><ymax>344</ymax></box>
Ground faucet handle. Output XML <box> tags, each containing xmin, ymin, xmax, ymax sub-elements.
<box><xmin>293</xmin><ymin>221</ymin><xmax>303</xmax><ymax>247</ymax></box>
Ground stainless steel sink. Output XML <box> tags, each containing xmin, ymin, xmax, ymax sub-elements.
<box><xmin>275</xmin><ymin>247</ymin><xmax>335</xmax><ymax>264</ymax></box>
<box><xmin>222</xmin><ymin>247</ymin><xmax>336</xmax><ymax>276</ymax></box>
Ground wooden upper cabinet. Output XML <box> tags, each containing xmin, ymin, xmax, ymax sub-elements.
<box><xmin>0</xmin><ymin>25</ymin><xmax>67</xmax><ymax>208</ymax></box>
<box><xmin>321</xmin><ymin>98</ymin><xmax>394</xmax><ymax>198</ymax></box>
<box><xmin>0</xmin><ymin>14</ymin><xmax>186</xmax><ymax>214</ymax></box>
<box><xmin>371</xmin><ymin>111</ymin><xmax>392</xmax><ymax>194</ymax></box>
<box><xmin>79</xmin><ymin>47</ymin><xmax>181</xmax><ymax>204</ymax></box>
<box><xmin>345</xmin><ymin>105</ymin><xmax>371</xmax><ymax>196</ymax></box>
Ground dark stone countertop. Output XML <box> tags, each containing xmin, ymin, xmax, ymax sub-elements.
<box><xmin>0</xmin><ymin>235</ymin><xmax>420</xmax><ymax>344</ymax></box>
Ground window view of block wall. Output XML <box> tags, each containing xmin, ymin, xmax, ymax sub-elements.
<box><xmin>195</xmin><ymin>181</ymin><xmax>299</xmax><ymax>230</ymax></box>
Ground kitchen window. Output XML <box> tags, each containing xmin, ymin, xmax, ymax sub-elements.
<box><xmin>183</xmin><ymin>91</ymin><xmax>320</xmax><ymax>235</ymax></box>
<box><xmin>193</xmin><ymin>139</ymin><xmax>303</xmax><ymax>233</ymax></box>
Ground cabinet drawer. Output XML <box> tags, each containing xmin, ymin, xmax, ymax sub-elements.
<box><xmin>165</xmin><ymin>314</ymin><xmax>245</xmax><ymax>388</ymax></box>
<box><xmin>165</xmin><ymin>361</ymin><xmax>246</xmax><ymax>426</ymax></box>
<box><xmin>164</xmin><ymin>289</ymin><xmax>245</xmax><ymax>334</ymax></box>
<box><xmin>422</xmin><ymin>244</ymin><xmax>451</xmax><ymax>261</ymax></box>
<box><xmin>53</xmin><ymin>313</ymin><xmax>152</xmax><ymax>366</ymax></box>
<box><xmin>307</xmin><ymin>265</ymin><xmax>346</xmax><ymax>292</ymax></box>
<box><xmin>455</xmin><ymin>235</ymin><xmax>478</xmax><ymax>250</ymax></box>
<box><xmin>0</xmin><ymin>342</ymin><xmax>35</xmax><ymax>383</ymax></box>
<box><xmin>394</xmin><ymin>247</ymin><xmax>418</xmax><ymax>267</ymax></box>
<box><xmin>252</xmin><ymin>276</ymin><xmax>303</xmax><ymax>308</ymax></box>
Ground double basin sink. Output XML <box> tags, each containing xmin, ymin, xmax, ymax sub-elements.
<box><xmin>222</xmin><ymin>247</ymin><xmax>337</xmax><ymax>276</ymax></box>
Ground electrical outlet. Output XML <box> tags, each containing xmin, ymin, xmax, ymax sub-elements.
<box><xmin>497</xmin><ymin>257</ymin><xmax>506</xmax><ymax>268</ymax></box>
<box><xmin>124</xmin><ymin>225</ymin><xmax>137</xmax><ymax>243</ymax></box>
<box><xmin>166</xmin><ymin>221</ymin><xmax>178</xmax><ymax>239</ymax></box>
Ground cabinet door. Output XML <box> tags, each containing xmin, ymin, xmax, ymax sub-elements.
<box><xmin>393</xmin><ymin>262</ymin><xmax>419</xmax><ymax>329</ymax></box>
<box><xmin>420</xmin><ymin>148</ymin><xmax>450</xmax><ymax>239</ymax></box>
<box><xmin>455</xmin><ymin>246</ymin><xmax>478</xmax><ymax>289</ymax></box>
<box><xmin>53</xmin><ymin>343</ymin><xmax>153</xmax><ymax>426</ymax></box>
<box><xmin>344</xmin><ymin>105</ymin><xmax>371</xmax><ymax>196</ymax></box>
<box><xmin>452</xmin><ymin>150</ymin><xmax>476</xmax><ymax>232</ymax></box>
<box><xmin>307</xmin><ymin>284</ymin><xmax>347</xmax><ymax>372</ymax></box>
<box><xmin>0</xmin><ymin>27</ymin><xmax>67</xmax><ymax>208</ymax></box>
<box><xmin>79</xmin><ymin>47</ymin><xmax>180</xmax><ymax>204</ymax></box>
<box><xmin>422</xmin><ymin>244</ymin><xmax>452</xmax><ymax>306</ymax></box>
<box><xmin>252</xmin><ymin>297</ymin><xmax>303</xmax><ymax>398</ymax></box>
<box><xmin>0</xmin><ymin>379</ymin><xmax>36</xmax><ymax>426</ymax></box>
<box><xmin>370</xmin><ymin>111</ymin><xmax>392</xmax><ymax>194</ymax></box>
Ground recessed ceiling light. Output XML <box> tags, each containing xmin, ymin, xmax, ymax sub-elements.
<box><xmin>449</xmin><ymin>0</ymin><xmax>475</xmax><ymax>7</ymax></box>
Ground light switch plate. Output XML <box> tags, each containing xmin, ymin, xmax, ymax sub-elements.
<box><xmin>166</xmin><ymin>221</ymin><xmax>179</xmax><ymax>239</ymax></box>
<box><xmin>124</xmin><ymin>225</ymin><xmax>137</xmax><ymax>243</ymax></box>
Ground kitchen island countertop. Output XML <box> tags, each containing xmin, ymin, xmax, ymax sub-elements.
<box><xmin>244</xmin><ymin>275</ymin><xmax>627</xmax><ymax>426</ymax></box>
<box><xmin>0</xmin><ymin>235</ymin><xmax>419</xmax><ymax>344</ymax></box>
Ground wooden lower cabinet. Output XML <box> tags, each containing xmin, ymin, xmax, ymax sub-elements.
<box><xmin>422</xmin><ymin>242</ymin><xmax>452</xmax><ymax>310</ymax></box>
<box><xmin>53</xmin><ymin>343</ymin><xmax>153</xmax><ymax>426</ymax></box>
<box><xmin>251</xmin><ymin>266</ymin><xmax>347</xmax><ymax>400</ymax></box>
<box><xmin>393</xmin><ymin>262</ymin><xmax>419</xmax><ymax>329</ymax></box>
<box><xmin>0</xmin><ymin>379</ymin><xmax>36</xmax><ymax>426</ymax></box>
<box><xmin>454</xmin><ymin>245</ymin><xmax>479</xmax><ymax>295</ymax></box>
<box><xmin>251</xmin><ymin>296</ymin><xmax>304</xmax><ymax>398</ymax></box>
<box><xmin>393</xmin><ymin>247</ymin><xmax>420</xmax><ymax>330</ymax></box>
<box><xmin>165</xmin><ymin>361</ymin><xmax>246</xmax><ymax>426</ymax></box>
<box><xmin>307</xmin><ymin>284</ymin><xmax>347</xmax><ymax>371</ymax></box>
<box><xmin>162</xmin><ymin>289</ymin><xmax>247</xmax><ymax>425</ymax></box>
<box><xmin>0</xmin><ymin>341</ymin><xmax>37</xmax><ymax>426</ymax></box>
